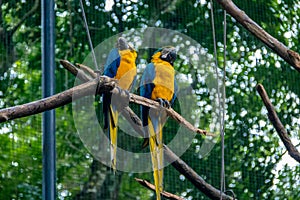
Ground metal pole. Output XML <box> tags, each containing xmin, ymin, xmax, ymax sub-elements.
<box><xmin>41</xmin><ymin>0</ymin><xmax>56</xmax><ymax>199</ymax></box>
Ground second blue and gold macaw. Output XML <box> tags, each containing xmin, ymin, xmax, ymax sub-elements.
<box><xmin>103</xmin><ymin>37</ymin><xmax>137</xmax><ymax>172</ymax></box>
<box><xmin>140</xmin><ymin>47</ymin><xmax>177</xmax><ymax>200</ymax></box>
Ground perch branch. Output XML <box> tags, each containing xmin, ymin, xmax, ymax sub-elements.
<box><xmin>60</xmin><ymin>60</ymin><xmax>233</xmax><ymax>199</ymax></box>
<box><xmin>60</xmin><ymin>60</ymin><xmax>91</xmax><ymax>82</ymax></box>
<box><xmin>0</xmin><ymin>77</ymin><xmax>116</xmax><ymax>123</ymax></box>
<box><xmin>123</xmin><ymin>106</ymin><xmax>233</xmax><ymax>199</ymax></box>
<box><xmin>129</xmin><ymin>93</ymin><xmax>214</xmax><ymax>136</ymax></box>
<box><xmin>256</xmin><ymin>84</ymin><xmax>300</xmax><ymax>163</ymax></box>
<box><xmin>76</xmin><ymin>63</ymin><xmax>98</xmax><ymax>78</ymax></box>
<box><xmin>0</xmin><ymin>60</ymin><xmax>233</xmax><ymax>199</ymax></box>
<box><xmin>164</xmin><ymin>145</ymin><xmax>234</xmax><ymax>200</ymax></box>
<box><xmin>1</xmin><ymin>60</ymin><xmax>214</xmax><ymax>137</ymax></box>
<box><xmin>215</xmin><ymin>0</ymin><xmax>300</xmax><ymax>72</ymax></box>
<box><xmin>135</xmin><ymin>178</ymin><xmax>184</xmax><ymax>200</ymax></box>
<box><xmin>60</xmin><ymin>60</ymin><xmax>214</xmax><ymax>137</ymax></box>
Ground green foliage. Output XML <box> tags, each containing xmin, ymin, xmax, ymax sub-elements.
<box><xmin>1</xmin><ymin>0</ymin><xmax>300</xmax><ymax>199</ymax></box>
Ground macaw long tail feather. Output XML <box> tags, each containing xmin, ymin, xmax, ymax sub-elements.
<box><xmin>148</xmin><ymin>117</ymin><xmax>163</xmax><ymax>200</ymax></box>
<box><xmin>109</xmin><ymin>106</ymin><xmax>118</xmax><ymax>173</ymax></box>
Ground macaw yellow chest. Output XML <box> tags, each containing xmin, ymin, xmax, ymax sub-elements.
<box><xmin>115</xmin><ymin>49</ymin><xmax>137</xmax><ymax>90</ymax></box>
<box><xmin>151</xmin><ymin>62</ymin><xmax>175</xmax><ymax>102</ymax></box>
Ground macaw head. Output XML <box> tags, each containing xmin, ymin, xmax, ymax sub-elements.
<box><xmin>117</xmin><ymin>37</ymin><xmax>135</xmax><ymax>51</ymax></box>
<box><xmin>159</xmin><ymin>46</ymin><xmax>177</xmax><ymax>65</ymax></box>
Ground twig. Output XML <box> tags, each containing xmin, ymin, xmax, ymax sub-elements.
<box><xmin>135</xmin><ymin>178</ymin><xmax>184</xmax><ymax>200</ymax></box>
<box><xmin>76</xmin><ymin>63</ymin><xmax>98</xmax><ymax>78</ymax></box>
<box><xmin>60</xmin><ymin>60</ymin><xmax>91</xmax><ymax>82</ymax></box>
<box><xmin>215</xmin><ymin>0</ymin><xmax>300</xmax><ymax>72</ymax></box>
<box><xmin>256</xmin><ymin>84</ymin><xmax>300</xmax><ymax>163</ymax></box>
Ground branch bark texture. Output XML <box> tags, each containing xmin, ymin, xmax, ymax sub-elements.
<box><xmin>0</xmin><ymin>76</ymin><xmax>117</xmax><ymax>123</ymax></box>
<box><xmin>256</xmin><ymin>84</ymin><xmax>300</xmax><ymax>163</ymax></box>
<box><xmin>0</xmin><ymin>60</ymin><xmax>231</xmax><ymax>199</ymax></box>
<box><xmin>135</xmin><ymin>178</ymin><xmax>184</xmax><ymax>200</ymax></box>
<box><xmin>215</xmin><ymin>0</ymin><xmax>300</xmax><ymax>72</ymax></box>
<box><xmin>62</xmin><ymin>60</ymin><xmax>233</xmax><ymax>199</ymax></box>
<box><xmin>61</xmin><ymin>60</ymin><xmax>213</xmax><ymax>136</ymax></box>
<box><xmin>164</xmin><ymin>145</ymin><xmax>233</xmax><ymax>200</ymax></box>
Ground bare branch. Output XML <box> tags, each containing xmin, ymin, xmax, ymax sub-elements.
<box><xmin>122</xmin><ymin>103</ymin><xmax>233</xmax><ymax>199</ymax></box>
<box><xmin>61</xmin><ymin>60</ymin><xmax>232</xmax><ymax>199</ymax></box>
<box><xmin>256</xmin><ymin>84</ymin><xmax>300</xmax><ymax>163</ymax></box>
<box><xmin>76</xmin><ymin>63</ymin><xmax>98</xmax><ymax>79</ymax></box>
<box><xmin>129</xmin><ymin>93</ymin><xmax>214</xmax><ymax>136</ymax></box>
<box><xmin>60</xmin><ymin>60</ymin><xmax>214</xmax><ymax>137</ymax></box>
<box><xmin>60</xmin><ymin>60</ymin><xmax>91</xmax><ymax>82</ymax></box>
<box><xmin>215</xmin><ymin>0</ymin><xmax>300</xmax><ymax>72</ymax></box>
<box><xmin>0</xmin><ymin>59</ymin><xmax>233</xmax><ymax>199</ymax></box>
<box><xmin>135</xmin><ymin>178</ymin><xmax>184</xmax><ymax>200</ymax></box>
<box><xmin>164</xmin><ymin>145</ymin><xmax>234</xmax><ymax>200</ymax></box>
<box><xmin>0</xmin><ymin>77</ymin><xmax>116</xmax><ymax>123</ymax></box>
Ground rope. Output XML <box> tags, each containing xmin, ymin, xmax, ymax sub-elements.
<box><xmin>221</xmin><ymin>9</ymin><xmax>227</xmax><ymax>199</ymax></box>
<box><xmin>79</xmin><ymin>0</ymin><xmax>100</xmax><ymax>71</ymax></box>
<box><xmin>209</xmin><ymin>1</ymin><xmax>226</xmax><ymax>199</ymax></box>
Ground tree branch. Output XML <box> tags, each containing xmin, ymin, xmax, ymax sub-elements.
<box><xmin>0</xmin><ymin>60</ymin><xmax>231</xmax><ymax>198</ymax></box>
<box><xmin>62</xmin><ymin>60</ymin><xmax>233</xmax><ymax>199</ymax></box>
<box><xmin>256</xmin><ymin>84</ymin><xmax>300</xmax><ymax>163</ymax></box>
<box><xmin>135</xmin><ymin>178</ymin><xmax>184</xmax><ymax>200</ymax></box>
<box><xmin>215</xmin><ymin>0</ymin><xmax>300</xmax><ymax>72</ymax></box>
<box><xmin>0</xmin><ymin>77</ymin><xmax>116</xmax><ymax>123</ymax></box>
<box><xmin>76</xmin><ymin>63</ymin><xmax>98</xmax><ymax>79</ymax></box>
<box><xmin>164</xmin><ymin>145</ymin><xmax>234</xmax><ymax>200</ymax></box>
<box><xmin>60</xmin><ymin>60</ymin><xmax>214</xmax><ymax>137</ymax></box>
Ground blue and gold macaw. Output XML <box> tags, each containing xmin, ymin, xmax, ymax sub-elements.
<box><xmin>103</xmin><ymin>37</ymin><xmax>137</xmax><ymax>172</ymax></box>
<box><xmin>140</xmin><ymin>47</ymin><xmax>177</xmax><ymax>200</ymax></box>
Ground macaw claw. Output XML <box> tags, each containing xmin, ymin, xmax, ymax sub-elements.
<box><xmin>156</xmin><ymin>98</ymin><xmax>170</xmax><ymax>108</ymax></box>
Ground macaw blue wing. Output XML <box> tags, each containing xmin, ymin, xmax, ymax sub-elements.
<box><xmin>103</xmin><ymin>48</ymin><xmax>120</xmax><ymax>78</ymax></box>
<box><xmin>140</xmin><ymin>63</ymin><xmax>155</xmax><ymax>126</ymax></box>
<box><xmin>170</xmin><ymin>79</ymin><xmax>178</xmax><ymax>105</ymax></box>
<box><xmin>103</xmin><ymin>48</ymin><xmax>120</xmax><ymax>129</ymax></box>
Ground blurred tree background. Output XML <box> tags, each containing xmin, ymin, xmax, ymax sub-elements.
<box><xmin>0</xmin><ymin>0</ymin><xmax>299</xmax><ymax>199</ymax></box>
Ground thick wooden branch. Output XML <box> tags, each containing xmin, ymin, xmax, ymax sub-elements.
<box><xmin>60</xmin><ymin>60</ymin><xmax>233</xmax><ymax>199</ymax></box>
<box><xmin>164</xmin><ymin>145</ymin><xmax>233</xmax><ymax>200</ymax></box>
<box><xmin>129</xmin><ymin>93</ymin><xmax>214</xmax><ymax>136</ymax></box>
<box><xmin>0</xmin><ymin>77</ymin><xmax>116</xmax><ymax>123</ymax></box>
<box><xmin>122</xmin><ymin>105</ymin><xmax>233</xmax><ymax>199</ymax></box>
<box><xmin>215</xmin><ymin>0</ymin><xmax>300</xmax><ymax>72</ymax></box>
<box><xmin>60</xmin><ymin>60</ymin><xmax>214</xmax><ymax>137</ymax></box>
<box><xmin>123</xmin><ymin>105</ymin><xmax>233</xmax><ymax>199</ymax></box>
<box><xmin>135</xmin><ymin>178</ymin><xmax>184</xmax><ymax>200</ymax></box>
<box><xmin>256</xmin><ymin>84</ymin><xmax>300</xmax><ymax>163</ymax></box>
<box><xmin>0</xmin><ymin>59</ymin><xmax>233</xmax><ymax>199</ymax></box>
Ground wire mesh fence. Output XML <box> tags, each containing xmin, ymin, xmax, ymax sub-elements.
<box><xmin>0</xmin><ymin>0</ymin><xmax>299</xmax><ymax>199</ymax></box>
